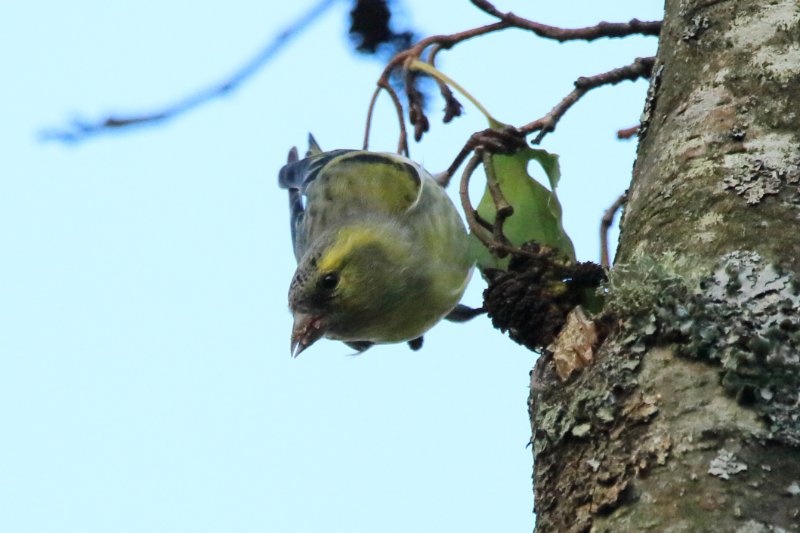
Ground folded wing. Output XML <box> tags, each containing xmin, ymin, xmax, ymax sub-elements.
<box><xmin>279</xmin><ymin>149</ymin><xmax>423</xmax><ymax>260</ymax></box>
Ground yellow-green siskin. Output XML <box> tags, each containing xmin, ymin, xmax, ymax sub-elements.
<box><xmin>279</xmin><ymin>136</ymin><xmax>473</xmax><ymax>356</ymax></box>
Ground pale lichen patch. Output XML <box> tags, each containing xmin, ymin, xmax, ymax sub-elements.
<box><xmin>698</xmin><ymin>212</ymin><xmax>723</xmax><ymax>229</ymax></box>
<box><xmin>752</xmin><ymin>42</ymin><xmax>800</xmax><ymax>82</ymax></box>
<box><xmin>679</xmin><ymin>84</ymin><xmax>734</xmax><ymax>128</ymax></box>
<box><xmin>722</xmin><ymin>159</ymin><xmax>782</xmax><ymax>204</ymax></box>
<box><xmin>708</xmin><ymin>448</ymin><xmax>748</xmax><ymax>480</ymax></box>
<box><xmin>743</xmin><ymin>135</ymin><xmax>800</xmax><ymax>168</ymax></box>
<box><xmin>727</xmin><ymin>0</ymin><xmax>800</xmax><ymax>49</ymax></box>
<box><xmin>694</xmin><ymin>212</ymin><xmax>724</xmax><ymax>243</ymax></box>
<box><xmin>607</xmin><ymin>251</ymin><xmax>800</xmax><ymax>446</ymax></box>
<box><xmin>720</xmin><ymin>136</ymin><xmax>800</xmax><ymax>204</ymax></box>
<box><xmin>713</xmin><ymin>67</ymin><xmax>731</xmax><ymax>86</ymax></box>
<box><xmin>734</xmin><ymin>520</ymin><xmax>774</xmax><ymax>533</ymax></box>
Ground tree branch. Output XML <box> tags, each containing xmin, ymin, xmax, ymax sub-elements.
<box><xmin>617</xmin><ymin>125</ymin><xmax>639</xmax><ymax>139</ymax></box>
<box><xmin>470</xmin><ymin>0</ymin><xmax>661</xmax><ymax>42</ymax></box>
<box><xmin>458</xmin><ymin>141</ymin><xmax>535</xmax><ymax>260</ymax></box>
<box><xmin>600</xmin><ymin>191</ymin><xmax>628</xmax><ymax>267</ymax></box>
<box><xmin>521</xmin><ymin>56</ymin><xmax>655</xmax><ymax>144</ymax></box>
<box><xmin>41</xmin><ymin>0</ymin><xmax>337</xmax><ymax>143</ymax></box>
<box><xmin>365</xmin><ymin>1</ymin><xmax>661</xmax><ymax>153</ymax></box>
<box><xmin>437</xmin><ymin>57</ymin><xmax>653</xmax><ymax>189</ymax></box>
<box><xmin>364</xmin><ymin>21</ymin><xmax>510</xmax><ymax>152</ymax></box>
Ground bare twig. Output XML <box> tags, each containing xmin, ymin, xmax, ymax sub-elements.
<box><xmin>41</xmin><ymin>0</ymin><xmax>337</xmax><ymax>143</ymax></box>
<box><xmin>459</xmin><ymin>148</ymin><xmax>538</xmax><ymax>260</ymax></box>
<box><xmin>482</xmin><ymin>151</ymin><xmax>514</xmax><ymax>245</ymax></box>
<box><xmin>438</xmin><ymin>57</ymin><xmax>652</xmax><ymax>188</ymax></box>
<box><xmin>521</xmin><ymin>56</ymin><xmax>655</xmax><ymax>144</ymax></box>
<box><xmin>460</xmin><ymin>153</ymin><xmax>493</xmax><ymax>244</ymax></box>
<box><xmin>405</xmin><ymin>70</ymin><xmax>429</xmax><ymax>142</ymax></box>
<box><xmin>616</xmin><ymin>125</ymin><xmax>639</xmax><ymax>139</ymax></box>
<box><xmin>363</xmin><ymin>86</ymin><xmax>382</xmax><ymax>150</ymax></box>
<box><xmin>365</xmin><ymin>3</ymin><xmax>660</xmax><ymax>153</ymax></box>
<box><xmin>363</xmin><ymin>81</ymin><xmax>410</xmax><ymax>155</ymax></box>
<box><xmin>438</xmin><ymin>127</ymin><xmax>526</xmax><ymax>187</ymax></box>
<box><xmin>366</xmin><ymin>21</ymin><xmax>509</xmax><ymax>152</ymax></box>
<box><xmin>383</xmin><ymin>82</ymin><xmax>410</xmax><ymax>156</ymax></box>
<box><xmin>427</xmin><ymin>44</ymin><xmax>463</xmax><ymax>124</ymax></box>
<box><xmin>600</xmin><ymin>191</ymin><xmax>628</xmax><ymax>267</ymax></box>
<box><xmin>470</xmin><ymin>0</ymin><xmax>661</xmax><ymax>42</ymax></box>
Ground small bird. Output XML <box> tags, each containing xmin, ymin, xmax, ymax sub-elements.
<box><xmin>279</xmin><ymin>135</ymin><xmax>474</xmax><ymax>356</ymax></box>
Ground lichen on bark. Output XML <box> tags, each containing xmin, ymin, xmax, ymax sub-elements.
<box><xmin>618</xmin><ymin>0</ymin><xmax>800</xmax><ymax>272</ymax></box>
<box><xmin>529</xmin><ymin>1</ymin><xmax>800</xmax><ymax>531</ymax></box>
<box><xmin>531</xmin><ymin>249</ymin><xmax>800</xmax><ymax>532</ymax></box>
<box><xmin>606</xmin><ymin>250</ymin><xmax>800</xmax><ymax>446</ymax></box>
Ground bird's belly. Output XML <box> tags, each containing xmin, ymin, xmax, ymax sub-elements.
<box><xmin>337</xmin><ymin>264</ymin><xmax>470</xmax><ymax>344</ymax></box>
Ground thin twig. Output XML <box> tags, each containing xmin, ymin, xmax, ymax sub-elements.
<box><xmin>427</xmin><ymin>44</ymin><xmax>463</xmax><ymax>124</ymax></box>
<box><xmin>440</xmin><ymin>144</ymin><xmax>477</xmax><ymax>187</ymax></box>
<box><xmin>460</xmin><ymin>152</ymin><xmax>496</xmax><ymax>247</ymax></box>
<box><xmin>363</xmin><ymin>86</ymin><xmax>382</xmax><ymax>150</ymax></box>
<box><xmin>364</xmin><ymin>21</ymin><xmax>510</xmax><ymax>152</ymax></box>
<box><xmin>616</xmin><ymin>125</ymin><xmax>639</xmax><ymax>140</ymax></box>
<box><xmin>438</xmin><ymin>127</ymin><xmax>526</xmax><ymax>187</ymax></box>
<box><xmin>364</xmin><ymin>4</ymin><xmax>660</xmax><ymax>152</ymax></box>
<box><xmin>482</xmin><ymin>151</ymin><xmax>514</xmax><ymax>245</ymax></box>
<box><xmin>470</xmin><ymin>0</ymin><xmax>661</xmax><ymax>42</ymax></box>
<box><xmin>381</xmin><ymin>82</ymin><xmax>410</xmax><ymax>156</ymax></box>
<box><xmin>600</xmin><ymin>191</ymin><xmax>628</xmax><ymax>267</ymax></box>
<box><xmin>41</xmin><ymin>0</ymin><xmax>337</xmax><ymax>143</ymax></box>
<box><xmin>405</xmin><ymin>69</ymin><xmax>429</xmax><ymax>142</ymax></box>
<box><xmin>521</xmin><ymin>56</ymin><xmax>655</xmax><ymax>144</ymax></box>
<box><xmin>381</xmin><ymin>21</ymin><xmax>510</xmax><ymax>77</ymax></box>
<box><xmin>459</xmin><ymin>149</ymin><xmax>536</xmax><ymax>259</ymax></box>
<box><xmin>362</xmin><ymin>79</ymin><xmax>409</xmax><ymax>155</ymax></box>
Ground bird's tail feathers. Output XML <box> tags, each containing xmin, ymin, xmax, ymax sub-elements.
<box><xmin>307</xmin><ymin>133</ymin><xmax>323</xmax><ymax>156</ymax></box>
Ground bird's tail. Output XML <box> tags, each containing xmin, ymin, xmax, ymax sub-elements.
<box><xmin>307</xmin><ymin>133</ymin><xmax>322</xmax><ymax>156</ymax></box>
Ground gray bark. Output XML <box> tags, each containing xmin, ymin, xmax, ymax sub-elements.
<box><xmin>529</xmin><ymin>1</ymin><xmax>800</xmax><ymax>531</ymax></box>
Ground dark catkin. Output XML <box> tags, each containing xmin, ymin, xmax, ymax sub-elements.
<box><xmin>482</xmin><ymin>243</ymin><xmax>606</xmax><ymax>351</ymax></box>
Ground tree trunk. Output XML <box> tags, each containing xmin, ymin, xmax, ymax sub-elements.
<box><xmin>529</xmin><ymin>1</ymin><xmax>800</xmax><ymax>531</ymax></box>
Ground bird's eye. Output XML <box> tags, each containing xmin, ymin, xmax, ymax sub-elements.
<box><xmin>318</xmin><ymin>272</ymin><xmax>339</xmax><ymax>291</ymax></box>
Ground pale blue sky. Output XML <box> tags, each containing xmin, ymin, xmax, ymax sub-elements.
<box><xmin>1</xmin><ymin>1</ymin><xmax>661</xmax><ymax>532</ymax></box>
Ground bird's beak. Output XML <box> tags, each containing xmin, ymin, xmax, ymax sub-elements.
<box><xmin>290</xmin><ymin>313</ymin><xmax>325</xmax><ymax>357</ymax></box>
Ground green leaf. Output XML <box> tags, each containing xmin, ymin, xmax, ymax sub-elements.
<box><xmin>528</xmin><ymin>148</ymin><xmax>561</xmax><ymax>190</ymax></box>
<box><xmin>470</xmin><ymin>148</ymin><xmax>576</xmax><ymax>270</ymax></box>
<box><xmin>402</xmin><ymin>61</ymin><xmax>575</xmax><ymax>270</ymax></box>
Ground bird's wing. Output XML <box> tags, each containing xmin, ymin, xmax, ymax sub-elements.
<box><xmin>279</xmin><ymin>148</ymin><xmax>350</xmax><ymax>256</ymax></box>
<box><xmin>279</xmin><ymin>150</ymin><xmax>423</xmax><ymax>259</ymax></box>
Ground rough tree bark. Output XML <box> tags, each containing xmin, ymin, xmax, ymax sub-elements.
<box><xmin>529</xmin><ymin>1</ymin><xmax>800</xmax><ymax>531</ymax></box>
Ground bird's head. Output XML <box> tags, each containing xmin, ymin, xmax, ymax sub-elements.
<box><xmin>288</xmin><ymin>223</ymin><xmax>413</xmax><ymax>356</ymax></box>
